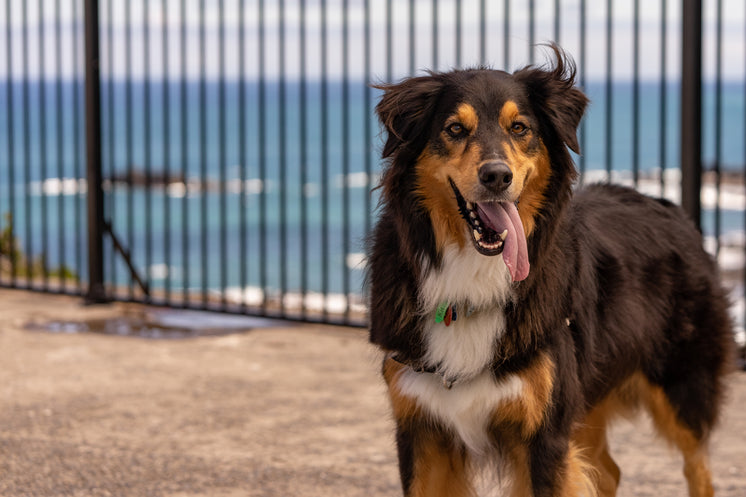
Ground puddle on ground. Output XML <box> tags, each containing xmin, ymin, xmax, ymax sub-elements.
<box><xmin>24</xmin><ymin>307</ymin><xmax>286</xmax><ymax>339</ymax></box>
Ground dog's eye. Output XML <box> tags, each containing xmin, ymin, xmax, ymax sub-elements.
<box><xmin>446</xmin><ymin>123</ymin><xmax>466</xmax><ymax>138</ymax></box>
<box><xmin>510</xmin><ymin>121</ymin><xmax>528</xmax><ymax>136</ymax></box>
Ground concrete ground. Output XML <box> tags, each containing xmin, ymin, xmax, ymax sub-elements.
<box><xmin>0</xmin><ymin>289</ymin><xmax>744</xmax><ymax>497</ymax></box>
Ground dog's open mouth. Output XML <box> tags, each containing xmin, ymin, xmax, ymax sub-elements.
<box><xmin>449</xmin><ymin>178</ymin><xmax>530</xmax><ymax>281</ymax></box>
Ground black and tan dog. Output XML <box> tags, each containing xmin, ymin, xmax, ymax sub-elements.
<box><xmin>367</xmin><ymin>45</ymin><xmax>734</xmax><ymax>497</ymax></box>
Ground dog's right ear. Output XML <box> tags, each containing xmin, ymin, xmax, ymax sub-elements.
<box><xmin>374</xmin><ymin>76</ymin><xmax>443</xmax><ymax>158</ymax></box>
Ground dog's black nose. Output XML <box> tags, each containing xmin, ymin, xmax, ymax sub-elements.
<box><xmin>479</xmin><ymin>162</ymin><xmax>513</xmax><ymax>192</ymax></box>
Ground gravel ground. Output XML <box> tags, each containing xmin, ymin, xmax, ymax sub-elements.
<box><xmin>0</xmin><ymin>289</ymin><xmax>744</xmax><ymax>496</ymax></box>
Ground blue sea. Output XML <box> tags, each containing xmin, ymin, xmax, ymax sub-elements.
<box><xmin>1</xmin><ymin>78</ymin><xmax>745</xmax><ymax>299</ymax></box>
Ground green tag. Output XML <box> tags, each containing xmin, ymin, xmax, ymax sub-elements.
<box><xmin>435</xmin><ymin>301</ymin><xmax>449</xmax><ymax>323</ymax></box>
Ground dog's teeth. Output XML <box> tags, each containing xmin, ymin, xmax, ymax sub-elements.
<box><xmin>469</xmin><ymin>211</ymin><xmax>477</xmax><ymax>219</ymax></box>
<box><xmin>499</xmin><ymin>229</ymin><xmax>508</xmax><ymax>241</ymax></box>
<box><xmin>473</xmin><ymin>229</ymin><xmax>482</xmax><ymax>241</ymax></box>
<box><xmin>466</xmin><ymin>202</ymin><xmax>474</xmax><ymax>210</ymax></box>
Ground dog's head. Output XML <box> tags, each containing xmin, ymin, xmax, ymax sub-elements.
<box><xmin>375</xmin><ymin>45</ymin><xmax>588</xmax><ymax>281</ymax></box>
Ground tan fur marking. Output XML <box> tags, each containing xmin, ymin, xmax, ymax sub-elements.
<box><xmin>507</xmin><ymin>442</ymin><xmax>597</xmax><ymax>497</ymax></box>
<box><xmin>499</xmin><ymin>137</ymin><xmax>552</xmax><ymax>236</ymax></box>
<box><xmin>515</xmin><ymin>140</ymin><xmax>551</xmax><ymax>236</ymax></box>
<box><xmin>415</xmin><ymin>145</ymin><xmax>482</xmax><ymax>250</ymax></box>
<box><xmin>640</xmin><ymin>379</ymin><xmax>714</xmax><ymax>497</ymax></box>
<box><xmin>495</xmin><ymin>352</ymin><xmax>555</xmax><ymax>438</ymax></box>
<box><xmin>507</xmin><ymin>444</ymin><xmax>533</xmax><ymax>497</ymax></box>
<box><xmin>574</xmin><ymin>402</ymin><xmax>622</xmax><ymax>497</ymax></box>
<box><xmin>573</xmin><ymin>373</ymin><xmax>715</xmax><ymax>497</ymax></box>
<box><xmin>383</xmin><ymin>358</ymin><xmax>420</xmax><ymax>420</ymax></box>
<box><xmin>452</xmin><ymin>102</ymin><xmax>479</xmax><ymax>132</ymax></box>
<box><xmin>499</xmin><ymin>100</ymin><xmax>520</xmax><ymax>130</ymax></box>
<box><xmin>409</xmin><ymin>436</ymin><xmax>474</xmax><ymax>497</ymax></box>
<box><xmin>557</xmin><ymin>443</ymin><xmax>600</xmax><ymax>497</ymax></box>
<box><xmin>497</xmin><ymin>100</ymin><xmax>552</xmax><ymax>236</ymax></box>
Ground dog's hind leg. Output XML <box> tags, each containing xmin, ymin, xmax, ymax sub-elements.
<box><xmin>640</xmin><ymin>378</ymin><xmax>715</xmax><ymax>497</ymax></box>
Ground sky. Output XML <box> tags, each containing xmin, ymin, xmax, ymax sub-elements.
<box><xmin>0</xmin><ymin>0</ymin><xmax>745</xmax><ymax>82</ymax></box>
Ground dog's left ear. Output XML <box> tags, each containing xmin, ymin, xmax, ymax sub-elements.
<box><xmin>514</xmin><ymin>44</ymin><xmax>588</xmax><ymax>154</ymax></box>
<box><xmin>374</xmin><ymin>75</ymin><xmax>443</xmax><ymax>158</ymax></box>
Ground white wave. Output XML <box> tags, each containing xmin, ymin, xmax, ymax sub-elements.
<box><xmin>30</xmin><ymin>178</ymin><xmax>87</xmax><ymax>196</ymax></box>
<box><xmin>346</xmin><ymin>252</ymin><xmax>367</xmax><ymax>270</ymax></box>
<box><xmin>333</xmin><ymin>171</ymin><xmax>379</xmax><ymax>189</ymax></box>
<box><xmin>224</xmin><ymin>286</ymin><xmax>366</xmax><ymax>316</ymax></box>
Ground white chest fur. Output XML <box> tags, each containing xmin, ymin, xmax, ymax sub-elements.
<box><xmin>418</xmin><ymin>244</ymin><xmax>513</xmax><ymax>382</ymax></box>
<box><xmin>396</xmin><ymin>368</ymin><xmax>524</xmax><ymax>455</ymax></box>
<box><xmin>405</xmin><ymin>245</ymin><xmax>518</xmax><ymax>454</ymax></box>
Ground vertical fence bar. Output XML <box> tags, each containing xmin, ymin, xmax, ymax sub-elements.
<box><xmin>55</xmin><ymin>0</ymin><xmax>66</xmax><ymax>292</ymax></box>
<box><xmin>299</xmin><ymin>0</ymin><xmax>307</xmax><ymax>318</ymax></box>
<box><xmin>5</xmin><ymin>0</ymin><xmax>16</xmax><ymax>286</ymax></box>
<box><xmin>279</xmin><ymin>0</ymin><xmax>287</xmax><ymax>315</ymax></box>
<box><xmin>106</xmin><ymin>0</ymin><xmax>115</xmax><ymax>295</ymax></box>
<box><xmin>259</xmin><ymin>0</ymin><xmax>267</xmax><ymax>312</ymax></box>
<box><xmin>39</xmin><ymin>0</ymin><xmax>49</xmax><ymax>289</ymax></box>
<box><xmin>409</xmin><ymin>0</ymin><xmax>415</xmax><ymax>75</ymax></box>
<box><xmin>659</xmin><ymin>0</ymin><xmax>667</xmax><ymax>195</ymax></box>
<box><xmin>579</xmin><ymin>0</ymin><xmax>586</xmax><ymax>180</ymax></box>
<box><xmin>681</xmin><ymin>0</ymin><xmax>702</xmax><ymax>229</ymax></box>
<box><xmin>239</xmin><ymin>0</ymin><xmax>247</xmax><ymax>313</ymax></box>
<box><xmin>74</xmin><ymin>0</ymin><xmax>83</xmax><ymax>293</ymax></box>
<box><xmin>22</xmin><ymin>0</ymin><xmax>32</xmax><ymax>284</ymax></box>
<box><xmin>528</xmin><ymin>0</ymin><xmax>535</xmax><ymax>65</ymax></box>
<box><xmin>84</xmin><ymin>0</ymin><xmax>107</xmax><ymax>302</ymax></box>
<box><xmin>479</xmin><ymin>0</ymin><xmax>486</xmax><ymax>64</ymax></box>
<box><xmin>219</xmin><ymin>0</ymin><xmax>228</xmax><ymax>308</ymax></box>
<box><xmin>605</xmin><ymin>0</ymin><xmax>613</xmax><ymax>178</ymax></box>
<box><xmin>432</xmin><ymin>0</ymin><xmax>438</xmax><ymax>70</ymax></box>
<box><xmin>713</xmin><ymin>0</ymin><xmax>722</xmax><ymax>254</ymax></box>
<box><xmin>342</xmin><ymin>0</ymin><xmax>350</xmax><ymax>321</ymax></box>
<box><xmin>144</xmin><ymin>0</ymin><xmax>153</xmax><ymax>300</ymax></box>
<box><xmin>321</xmin><ymin>0</ymin><xmax>329</xmax><ymax>320</ymax></box>
<box><xmin>553</xmin><ymin>0</ymin><xmax>560</xmax><ymax>43</ymax></box>
<box><xmin>125</xmin><ymin>0</ymin><xmax>133</xmax><ymax>299</ymax></box>
<box><xmin>162</xmin><ymin>0</ymin><xmax>171</xmax><ymax>304</ymax></box>
<box><xmin>503</xmin><ymin>0</ymin><xmax>510</xmax><ymax>69</ymax></box>
<box><xmin>386</xmin><ymin>0</ymin><xmax>392</xmax><ymax>79</ymax></box>
<box><xmin>363</xmin><ymin>0</ymin><xmax>372</xmax><ymax>246</ymax></box>
<box><xmin>180</xmin><ymin>0</ymin><xmax>189</xmax><ymax>305</ymax></box>
<box><xmin>632</xmin><ymin>0</ymin><xmax>639</xmax><ymax>186</ymax></box>
<box><xmin>456</xmin><ymin>0</ymin><xmax>462</xmax><ymax>68</ymax></box>
<box><xmin>299</xmin><ymin>0</ymin><xmax>308</xmax><ymax>319</ymax></box>
<box><xmin>199</xmin><ymin>0</ymin><xmax>207</xmax><ymax>307</ymax></box>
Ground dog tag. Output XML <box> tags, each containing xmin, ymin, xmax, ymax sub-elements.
<box><xmin>444</xmin><ymin>305</ymin><xmax>453</xmax><ymax>326</ymax></box>
<box><xmin>435</xmin><ymin>301</ymin><xmax>449</xmax><ymax>323</ymax></box>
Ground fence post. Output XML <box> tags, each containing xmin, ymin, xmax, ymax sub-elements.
<box><xmin>681</xmin><ymin>0</ymin><xmax>702</xmax><ymax>231</ymax></box>
<box><xmin>84</xmin><ymin>0</ymin><xmax>107</xmax><ymax>302</ymax></box>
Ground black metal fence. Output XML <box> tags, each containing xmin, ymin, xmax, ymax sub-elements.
<box><xmin>1</xmin><ymin>0</ymin><xmax>745</xmax><ymax>332</ymax></box>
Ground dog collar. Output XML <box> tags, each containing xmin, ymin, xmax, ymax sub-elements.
<box><xmin>434</xmin><ymin>300</ymin><xmax>476</xmax><ymax>326</ymax></box>
<box><xmin>387</xmin><ymin>352</ymin><xmax>461</xmax><ymax>389</ymax></box>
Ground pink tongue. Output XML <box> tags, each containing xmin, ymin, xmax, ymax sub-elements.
<box><xmin>476</xmin><ymin>202</ymin><xmax>530</xmax><ymax>281</ymax></box>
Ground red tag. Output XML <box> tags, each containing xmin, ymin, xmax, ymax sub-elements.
<box><xmin>444</xmin><ymin>305</ymin><xmax>452</xmax><ymax>326</ymax></box>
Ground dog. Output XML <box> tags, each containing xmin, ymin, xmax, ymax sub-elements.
<box><xmin>367</xmin><ymin>45</ymin><xmax>735</xmax><ymax>497</ymax></box>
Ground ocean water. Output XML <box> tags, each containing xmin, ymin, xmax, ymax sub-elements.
<box><xmin>0</xmin><ymin>78</ymin><xmax>745</xmax><ymax>299</ymax></box>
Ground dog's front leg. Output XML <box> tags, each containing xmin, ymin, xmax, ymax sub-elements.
<box><xmin>395</xmin><ymin>422</ymin><xmax>474</xmax><ymax>497</ymax></box>
<box><xmin>508</xmin><ymin>433</ymin><xmax>597</xmax><ymax>497</ymax></box>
